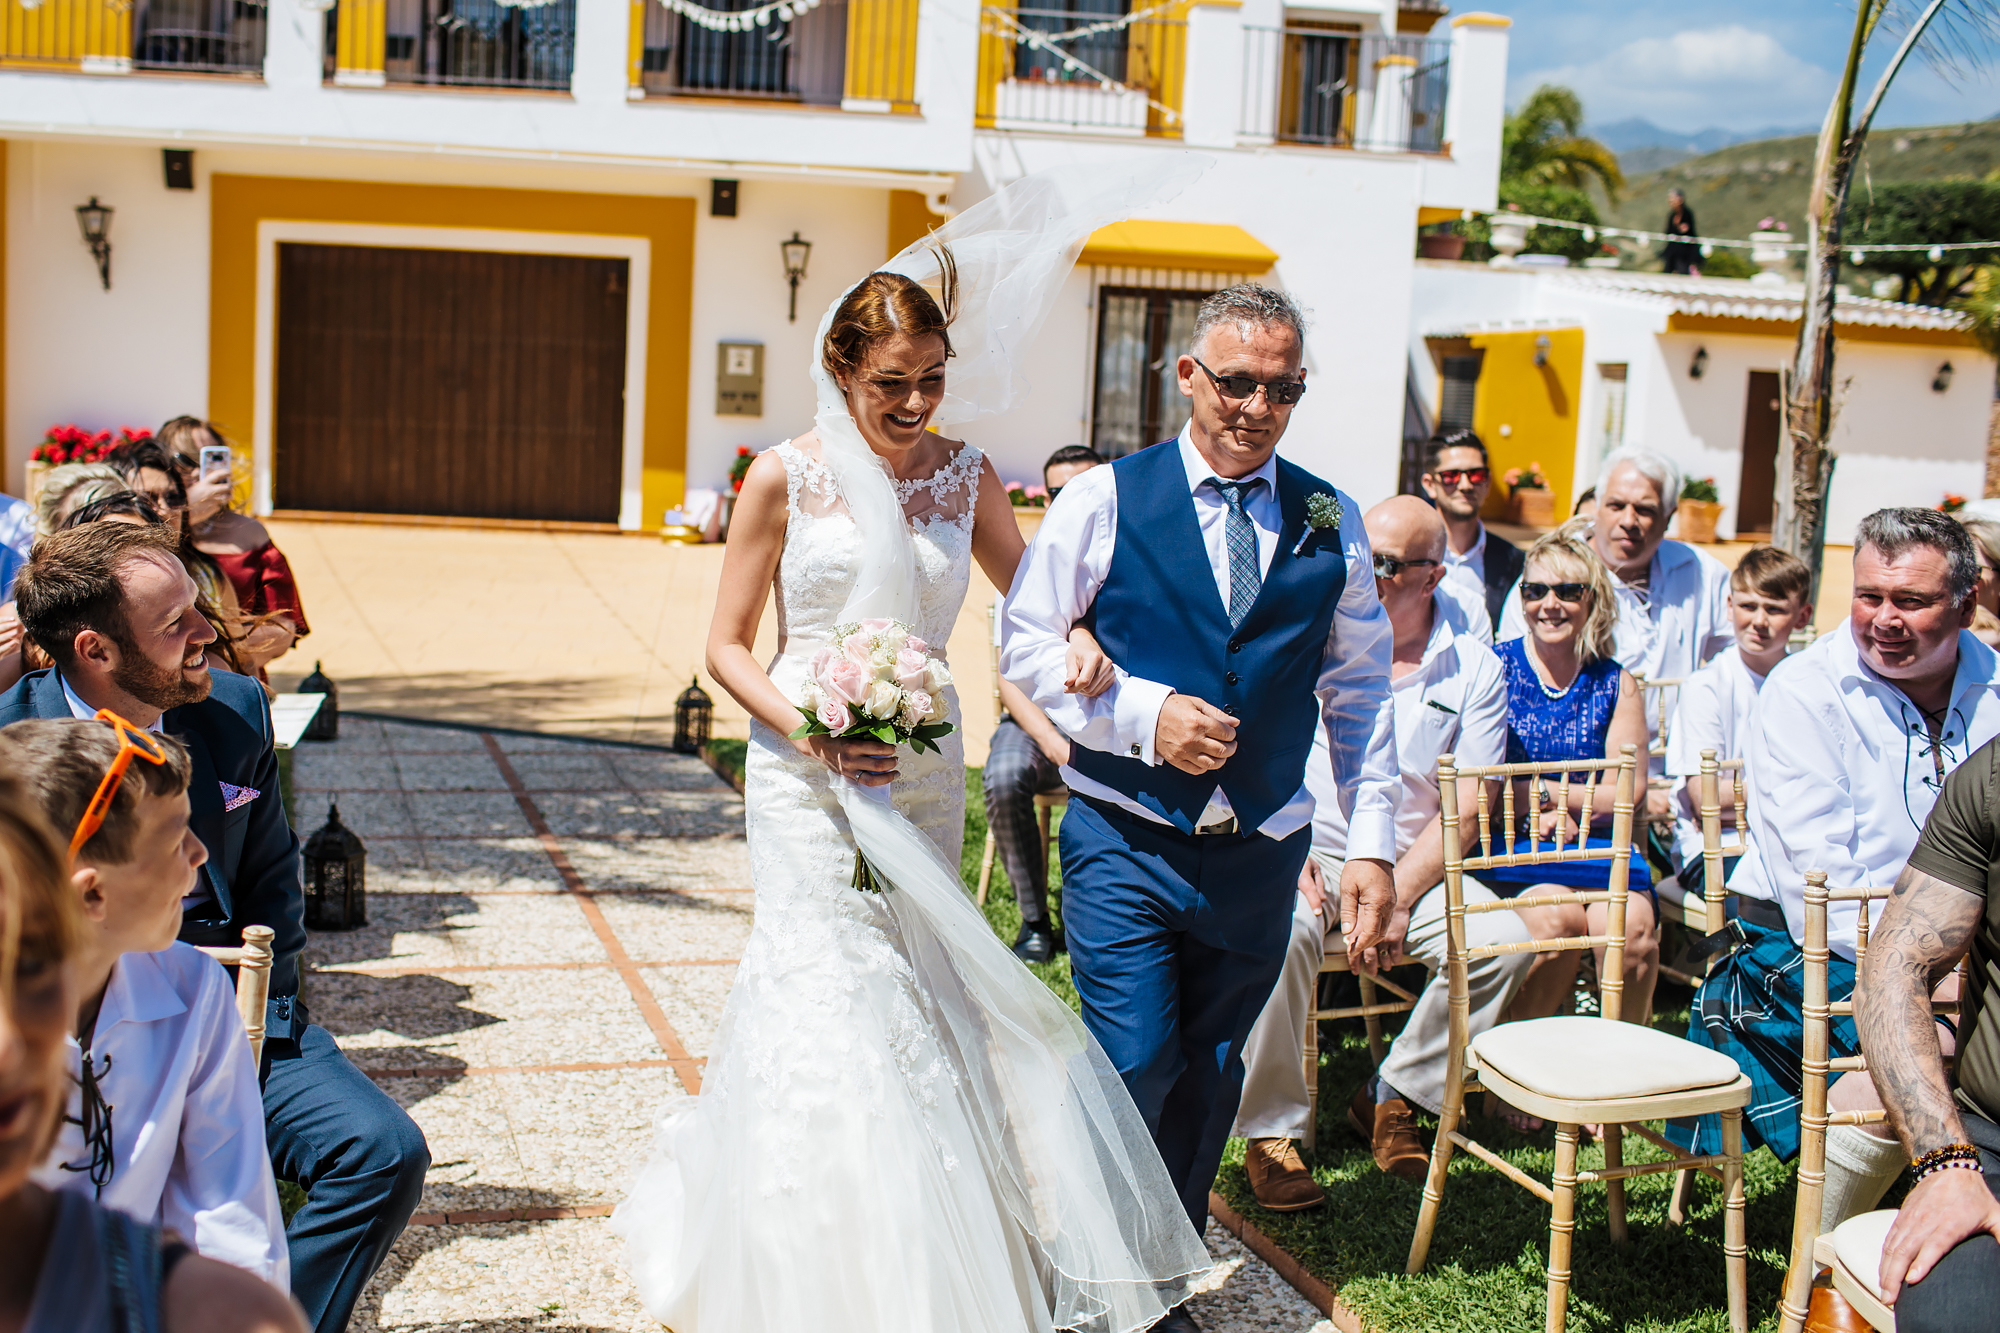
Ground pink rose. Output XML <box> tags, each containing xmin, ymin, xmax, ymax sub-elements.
<box><xmin>893</xmin><ymin>647</ymin><xmax>929</xmax><ymax>691</ymax></box>
<box><xmin>904</xmin><ymin>690</ymin><xmax>934</xmax><ymax>724</ymax></box>
<box><xmin>859</xmin><ymin>617</ymin><xmax>893</xmax><ymax>633</ymax></box>
<box><xmin>816</xmin><ymin>697</ymin><xmax>853</xmax><ymax>733</ymax></box>
<box><xmin>905</xmin><ymin>636</ymin><xmax>926</xmax><ymax>654</ymax></box>
<box><xmin>809</xmin><ymin>646</ymin><xmax>834</xmax><ymax>678</ymax></box>
<box><xmin>842</xmin><ymin>633</ymin><xmax>873</xmax><ymax>666</ymax></box>
<box><xmin>822</xmin><ymin>657</ymin><xmax>871</xmax><ymax>706</ymax></box>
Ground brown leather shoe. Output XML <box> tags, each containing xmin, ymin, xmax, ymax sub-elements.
<box><xmin>1803</xmin><ymin>1285</ymin><xmax>1869</xmax><ymax>1333</ymax></box>
<box><xmin>1349</xmin><ymin>1082</ymin><xmax>1429</xmax><ymax>1178</ymax></box>
<box><xmin>1243</xmin><ymin>1137</ymin><xmax>1325</xmax><ymax>1212</ymax></box>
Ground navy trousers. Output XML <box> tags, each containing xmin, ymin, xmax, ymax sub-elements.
<box><xmin>264</xmin><ymin>1023</ymin><xmax>431</xmax><ymax>1333</ymax></box>
<box><xmin>1060</xmin><ymin>796</ymin><xmax>1306</xmax><ymax>1228</ymax></box>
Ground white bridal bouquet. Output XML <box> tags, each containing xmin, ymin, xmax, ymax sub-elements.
<box><xmin>791</xmin><ymin>619</ymin><xmax>956</xmax><ymax>754</ymax></box>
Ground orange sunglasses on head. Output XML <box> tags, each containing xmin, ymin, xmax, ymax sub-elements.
<box><xmin>69</xmin><ymin>709</ymin><xmax>170</xmax><ymax>860</ymax></box>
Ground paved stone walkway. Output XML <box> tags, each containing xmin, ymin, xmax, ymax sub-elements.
<box><xmin>301</xmin><ymin>717</ymin><xmax>1331</xmax><ymax>1332</ymax></box>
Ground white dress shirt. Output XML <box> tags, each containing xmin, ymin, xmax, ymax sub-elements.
<box><xmin>33</xmin><ymin>944</ymin><xmax>289</xmax><ymax>1284</ymax></box>
<box><xmin>1439</xmin><ymin>521</ymin><xmax>1488</xmax><ymax>621</ymax></box>
<box><xmin>1309</xmin><ymin>590</ymin><xmax>1507</xmax><ymax>859</ymax></box>
<box><xmin>1663</xmin><ymin>644</ymin><xmax>1770</xmax><ymax>875</ymax></box>
<box><xmin>1000</xmin><ymin>428</ymin><xmax>1400</xmax><ymax>854</ymax></box>
<box><xmin>1736</xmin><ymin>622</ymin><xmax>2000</xmax><ymax>956</ymax></box>
<box><xmin>1500</xmin><ymin>539</ymin><xmax>1735</xmax><ymax>750</ymax></box>
<box><xmin>1434</xmin><ymin>576</ymin><xmax>1493</xmax><ymax>647</ymax></box>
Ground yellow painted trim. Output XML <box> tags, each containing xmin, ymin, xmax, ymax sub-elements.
<box><xmin>1665</xmin><ymin>312</ymin><xmax>1979</xmax><ymax>348</ymax></box>
<box><xmin>0</xmin><ymin>0</ymin><xmax>130</xmax><ymax>67</ymax></box>
<box><xmin>335</xmin><ymin>0</ymin><xmax>385</xmax><ymax>78</ymax></box>
<box><xmin>627</xmin><ymin>0</ymin><xmax>645</xmax><ymax>91</ymax></box>
<box><xmin>1080</xmin><ymin>220</ymin><xmax>1278</xmax><ymax>274</ymax></box>
<box><xmin>886</xmin><ymin>189</ymin><xmax>940</xmax><ymax>261</ymax></box>
<box><xmin>846</xmin><ymin>0</ymin><xmax>920</xmax><ymax>111</ymax></box>
<box><xmin>1186</xmin><ymin>0</ymin><xmax>1241</xmax><ymax>7</ymax></box>
<box><xmin>1451</xmin><ymin>12</ymin><xmax>1513</xmax><ymax>27</ymax></box>
<box><xmin>1373</xmin><ymin>54</ymin><xmax>1417</xmax><ymax>68</ymax></box>
<box><xmin>1417</xmin><ymin>206</ymin><xmax>1462</xmax><ymax>227</ymax></box>
<box><xmin>208</xmin><ymin>176</ymin><xmax>696</xmax><ymax>521</ymax></box>
<box><xmin>1466</xmin><ymin>327</ymin><xmax>1584</xmax><ymax>519</ymax></box>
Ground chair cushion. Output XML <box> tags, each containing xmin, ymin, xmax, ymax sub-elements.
<box><xmin>1830</xmin><ymin>1210</ymin><xmax>1898</xmax><ymax>1303</ymax></box>
<box><xmin>1470</xmin><ymin>1015</ymin><xmax>1742</xmax><ymax>1101</ymax></box>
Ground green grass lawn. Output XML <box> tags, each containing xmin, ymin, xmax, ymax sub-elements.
<box><xmin>952</xmin><ymin>770</ymin><xmax>1803</xmax><ymax>1333</ymax></box>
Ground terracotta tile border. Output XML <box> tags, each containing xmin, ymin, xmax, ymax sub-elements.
<box><xmin>406</xmin><ymin>1203</ymin><xmax>618</xmax><ymax>1227</ymax></box>
<box><xmin>362</xmin><ymin>1057</ymin><xmax>699</xmax><ymax>1080</ymax></box>
<box><xmin>1206</xmin><ymin>1191</ymin><xmax>1366</xmax><ymax>1332</ymax></box>
<box><xmin>481</xmin><ymin>734</ymin><xmax>706</xmax><ymax>1095</ymax></box>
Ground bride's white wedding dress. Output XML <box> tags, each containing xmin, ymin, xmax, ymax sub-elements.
<box><xmin>613</xmin><ymin>438</ymin><xmax>1209</xmax><ymax>1332</ymax></box>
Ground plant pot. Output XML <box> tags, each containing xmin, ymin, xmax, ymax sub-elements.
<box><xmin>23</xmin><ymin>460</ymin><xmax>49</xmax><ymax>510</ymax></box>
<box><xmin>1417</xmin><ymin>233</ymin><xmax>1465</xmax><ymax>261</ymax></box>
<box><xmin>1506</xmin><ymin>487</ymin><xmax>1555</xmax><ymax>527</ymax></box>
<box><xmin>1678</xmin><ymin>499</ymin><xmax>1724</xmax><ymax>544</ymax></box>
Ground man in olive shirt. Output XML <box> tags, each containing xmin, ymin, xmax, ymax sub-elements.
<box><xmin>1858</xmin><ymin>735</ymin><xmax>2000</xmax><ymax>1328</ymax></box>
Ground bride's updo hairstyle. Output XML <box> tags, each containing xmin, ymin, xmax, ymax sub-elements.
<box><xmin>820</xmin><ymin>248</ymin><xmax>960</xmax><ymax>384</ymax></box>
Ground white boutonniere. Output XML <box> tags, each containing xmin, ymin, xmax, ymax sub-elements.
<box><xmin>1292</xmin><ymin>492</ymin><xmax>1342</xmax><ymax>557</ymax></box>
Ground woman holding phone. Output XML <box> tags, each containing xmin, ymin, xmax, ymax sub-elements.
<box><xmin>158</xmin><ymin>417</ymin><xmax>310</xmax><ymax>678</ymax></box>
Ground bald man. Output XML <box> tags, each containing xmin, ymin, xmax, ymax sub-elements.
<box><xmin>1234</xmin><ymin>497</ymin><xmax>1529</xmax><ymax>1202</ymax></box>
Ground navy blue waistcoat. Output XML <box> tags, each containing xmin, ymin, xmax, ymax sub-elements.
<box><xmin>1067</xmin><ymin>440</ymin><xmax>1348</xmax><ymax>833</ymax></box>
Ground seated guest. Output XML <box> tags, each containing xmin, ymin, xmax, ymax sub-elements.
<box><xmin>0</xmin><ymin>776</ymin><xmax>306</xmax><ymax>1333</ymax></box>
<box><xmin>6</xmin><ymin>718</ymin><xmax>288</xmax><ymax>1284</ymax></box>
<box><xmin>107</xmin><ymin>439</ymin><xmax>239</xmax><ymax>624</ymax></box>
<box><xmin>1857</xmin><ymin>734</ymin><xmax>2000</xmax><ymax>1330</ymax></box>
<box><xmin>1233</xmin><ymin>497</ymin><xmax>1528</xmax><ymax>1201</ymax></box>
<box><xmin>1421</xmin><ymin>428</ymin><xmax>1523</xmax><ymax>637</ymax></box>
<box><xmin>1</xmin><ymin>490</ymin><xmax>30</xmax><ymax>598</ymax></box>
<box><xmin>1573</xmin><ymin>486</ymin><xmax>1597</xmax><ymax>521</ymax></box>
<box><xmin>160</xmin><ymin>417</ymin><xmax>309</xmax><ymax>675</ymax></box>
<box><xmin>1659</xmin><ymin>546</ymin><xmax>1814</xmax><ymax>897</ymax></box>
<box><xmin>1501</xmin><ymin>445</ymin><xmax>1734</xmax><ymax>787</ymax></box>
<box><xmin>1486</xmin><ymin>524</ymin><xmax>1659</xmax><ymax>1027</ymax></box>
<box><xmin>1959</xmin><ymin>516</ymin><xmax>2000</xmax><ymax>649</ymax></box>
<box><xmin>2</xmin><ymin>522</ymin><xmax>429</xmax><ymax>1333</ymax></box>
<box><xmin>33</xmin><ymin>461</ymin><xmax>128</xmax><ymax>536</ymax></box>
<box><xmin>1671</xmin><ymin>509</ymin><xmax>2000</xmax><ymax>1242</ymax></box>
<box><xmin>984</xmin><ymin>444</ymin><xmax>1104</xmax><ymax>963</ymax></box>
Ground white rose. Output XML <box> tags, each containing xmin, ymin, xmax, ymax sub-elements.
<box><xmin>922</xmin><ymin>659</ymin><xmax>952</xmax><ymax>693</ymax></box>
<box><xmin>897</xmin><ymin>699</ymin><xmax>923</xmax><ymax>730</ymax></box>
<box><xmin>863</xmin><ymin>679</ymin><xmax>901</xmax><ymax>720</ymax></box>
<box><xmin>798</xmin><ymin>681</ymin><xmax>822</xmax><ymax>712</ymax></box>
<box><xmin>924</xmin><ymin>692</ymin><xmax>946</xmax><ymax>722</ymax></box>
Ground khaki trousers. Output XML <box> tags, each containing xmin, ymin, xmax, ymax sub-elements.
<box><xmin>1232</xmin><ymin>851</ymin><xmax>1534</xmax><ymax>1137</ymax></box>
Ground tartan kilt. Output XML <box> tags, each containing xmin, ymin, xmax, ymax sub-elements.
<box><xmin>1663</xmin><ymin>917</ymin><xmax>1857</xmax><ymax>1162</ymax></box>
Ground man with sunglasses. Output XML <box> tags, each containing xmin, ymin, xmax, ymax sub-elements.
<box><xmin>0</xmin><ymin>522</ymin><xmax>428</xmax><ymax>1333</ymax></box>
<box><xmin>1002</xmin><ymin>285</ymin><xmax>1398</xmax><ymax>1308</ymax></box>
<box><xmin>1420</xmin><ymin>429</ymin><xmax>1524</xmax><ymax>636</ymax></box>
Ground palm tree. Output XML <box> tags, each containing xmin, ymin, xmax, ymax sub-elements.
<box><xmin>1500</xmin><ymin>85</ymin><xmax>1624</xmax><ymax>201</ymax></box>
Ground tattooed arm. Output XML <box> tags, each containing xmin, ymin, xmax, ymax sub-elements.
<box><xmin>1857</xmin><ymin>863</ymin><xmax>1998</xmax><ymax>1300</ymax></box>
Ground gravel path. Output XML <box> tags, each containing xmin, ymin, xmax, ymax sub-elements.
<box><xmin>305</xmin><ymin>718</ymin><xmax>1327</xmax><ymax>1331</ymax></box>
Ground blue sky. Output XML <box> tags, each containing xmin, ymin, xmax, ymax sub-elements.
<box><xmin>1495</xmin><ymin>1</ymin><xmax>2000</xmax><ymax>133</ymax></box>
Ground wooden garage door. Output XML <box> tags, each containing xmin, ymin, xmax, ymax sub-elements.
<box><xmin>275</xmin><ymin>243</ymin><xmax>628</xmax><ymax>523</ymax></box>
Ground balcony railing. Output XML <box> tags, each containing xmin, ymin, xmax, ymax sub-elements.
<box><xmin>976</xmin><ymin>1</ymin><xmax>1186</xmax><ymax>138</ymax></box>
<box><xmin>330</xmin><ymin>0</ymin><xmax>575</xmax><ymax>89</ymax></box>
<box><xmin>635</xmin><ymin>0</ymin><xmax>845</xmax><ymax>102</ymax></box>
<box><xmin>1240</xmin><ymin>29</ymin><xmax>1448</xmax><ymax>154</ymax></box>
<box><xmin>0</xmin><ymin>0</ymin><xmax>265</xmax><ymax>74</ymax></box>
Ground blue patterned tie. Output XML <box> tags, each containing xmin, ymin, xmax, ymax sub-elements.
<box><xmin>1212</xmin><ymin>478</ymin><xmax>1263</xmax><ymax>630</ymax></box>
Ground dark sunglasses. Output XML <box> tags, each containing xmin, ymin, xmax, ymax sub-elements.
<box><xmin>1431</xmin><ymin>468</ymin><xmax>1490</xmax><ymax>486</ymax></box>
<box><xmin>1373</xmin><ymin>554</ymin><xmax>1441</xmax><ymax>579</ymax></box>
<box><xmin>1191</xmin><ymin>357</ymin><xmax>1307</xmax><ymax>406</ymax></box>
<box><xmin>1520</xmin><ymin>581</ymin><xmax>1588</xmax><ymax>604</ymax></box>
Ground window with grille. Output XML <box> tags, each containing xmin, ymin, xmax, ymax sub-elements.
<box><xmin>1014</xmin><ymin>0</ymin><xmax>1129</xmax><ymax>83</ymax></box>
<box><xmin>1438</xmin><ymin>353</ymin><xmax>1482</xmax><ymax>431</ymax></box>
<box><xmin>1091</xmin><ymin>286</ymin><xmax>1211</xmax><ymax>459</ymax></box>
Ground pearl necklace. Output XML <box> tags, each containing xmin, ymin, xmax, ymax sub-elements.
<box><xmin>1530</xmin><ymin>653</ymin><xmax>1580</xmax><ymax>700</ymax></box>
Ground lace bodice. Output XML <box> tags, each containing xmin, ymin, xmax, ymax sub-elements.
<box><xmin>770</xmin><ymin>439</ymin><xmax>981</xmax><ymax>660</ymax></box>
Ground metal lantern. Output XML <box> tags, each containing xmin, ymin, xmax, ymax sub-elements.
<box><xmin>75</xmin><ymin>196</ymin><xmax>113</xmax><ymax>290</ymax></box>
<box><xmin>673</xmin><ymin>676</ymin><xmax>714</xmax><ymax>755</ymax></box>
<box><xmin>299</xmin><ymin>660</ymin><xmax>339</xmax><ymax>741</ymax></box>
<box><xmin>780</xmin><ymin>231</ymin><xmax>812</xmax><ymax>322</ymax></box>
<box><xmin>302</xmin><ymin>801</ymin><xmax>367</xmax><ymax>930</ymax></box>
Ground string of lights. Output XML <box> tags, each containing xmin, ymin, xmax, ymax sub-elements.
<box><xmin>1465</xmin><ymin>207</ymin><xmax>2000</xmax><ymax>261</ymax></box>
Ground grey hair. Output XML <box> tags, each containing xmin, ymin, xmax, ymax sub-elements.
<box><xmin>1189</xmin><ymin>284</ymin><xmax>1309</xmax><ymax>358</ymax></box>
<box><xmin>1598</xmin><ymin>445</ymin><xmax>1684</xmax><ymax>520</ymax></box>
<box><xmin>1856</xmin><ymin>508</ymin><xmax>1981</xmax><ymax>603</ymax></box>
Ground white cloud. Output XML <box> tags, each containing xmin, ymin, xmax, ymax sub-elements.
<box><xmin>1511</xmin><ymin>25</ymin><xmax>1836</xmax><ymax>129</ymax></box>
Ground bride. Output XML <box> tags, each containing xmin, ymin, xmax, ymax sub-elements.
<box><xmin>612</xmin><ymin>167</ymin><xmax>1213</xmax><ymax>1331</ymax></box>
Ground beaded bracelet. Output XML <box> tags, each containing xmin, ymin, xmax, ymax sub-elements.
<box><xmin>1912</xmin><ymin>1143</ymin><xmax>1984</xmax><ymax>1183</ymax></box>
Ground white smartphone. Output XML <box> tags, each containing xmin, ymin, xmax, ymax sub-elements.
<box><xmin>200</xmin><ymin>444</ymin><xmax>231</xmax><ymax>485</ymax></box>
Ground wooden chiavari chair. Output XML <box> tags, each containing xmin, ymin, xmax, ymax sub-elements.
<box><xmin>1407</xmin><ymin>744</ymin><xmax>1753</xmax><ymax>1333</ymax></box>
<box><xmin>1657</xmin><ymin>751</ymin><xmax>1751</xmax><ymax>987</ymax></box>
<box><xmin>1301</xmin><ymin>930</ymin><xmax>1421</xmax><ymax>1151</ymax></box>
<box><xmin>1776</xmin><ymin>871</ymin><xmax>1962</xmax><ymax>1333</ymax></box>
<box><xmin>197</xmin><ymin>924</ymin><xmax>277</xmax><ymax>1067</ymax></box>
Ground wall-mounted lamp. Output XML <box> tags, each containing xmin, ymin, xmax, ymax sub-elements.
<box><xmin>781</xmin><ymin>231</ymin><xmax>812</xmax><ymax>323</ymax></box>
<box><xmin>1533</xmin><ymin>333</ymin><xmax>1551</xmax><ymax>367</ymax></box>
<box><xmin>75</xmin><ymin>196</ymin><xmax>113</xmax><ymax>291</ymax></box>
<box><xmin>1934</xmin><ymin>361</ymin><xmax>1955</xmax><ymax>393</ymax></box>
<box><xmin>1689</xmin><ymin>346</ymin><xmax>1708</xmax><ymax>380</ymax></box>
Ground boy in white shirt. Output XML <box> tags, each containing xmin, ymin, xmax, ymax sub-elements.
<box><xmin>1659</xmin><ymin>546</ymin><xmax>1814</xmax><ymax>914</ymax></box>
<box><xmin>7</xmin><ymin>716</ymin><xmax>290</xmax><ymax>1286</ymax></box>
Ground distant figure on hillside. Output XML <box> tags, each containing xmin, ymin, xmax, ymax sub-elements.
<box><xmin>1663</xmin><ymin>188</ymin><xmax>1700</xmax><ymax>275</ymax></box>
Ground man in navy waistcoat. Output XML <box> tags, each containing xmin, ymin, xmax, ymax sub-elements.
<box><xmin>1003</xmin><ymin>285</ymin><xmax>1399</xmax><ymax>1324</ymax></box>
